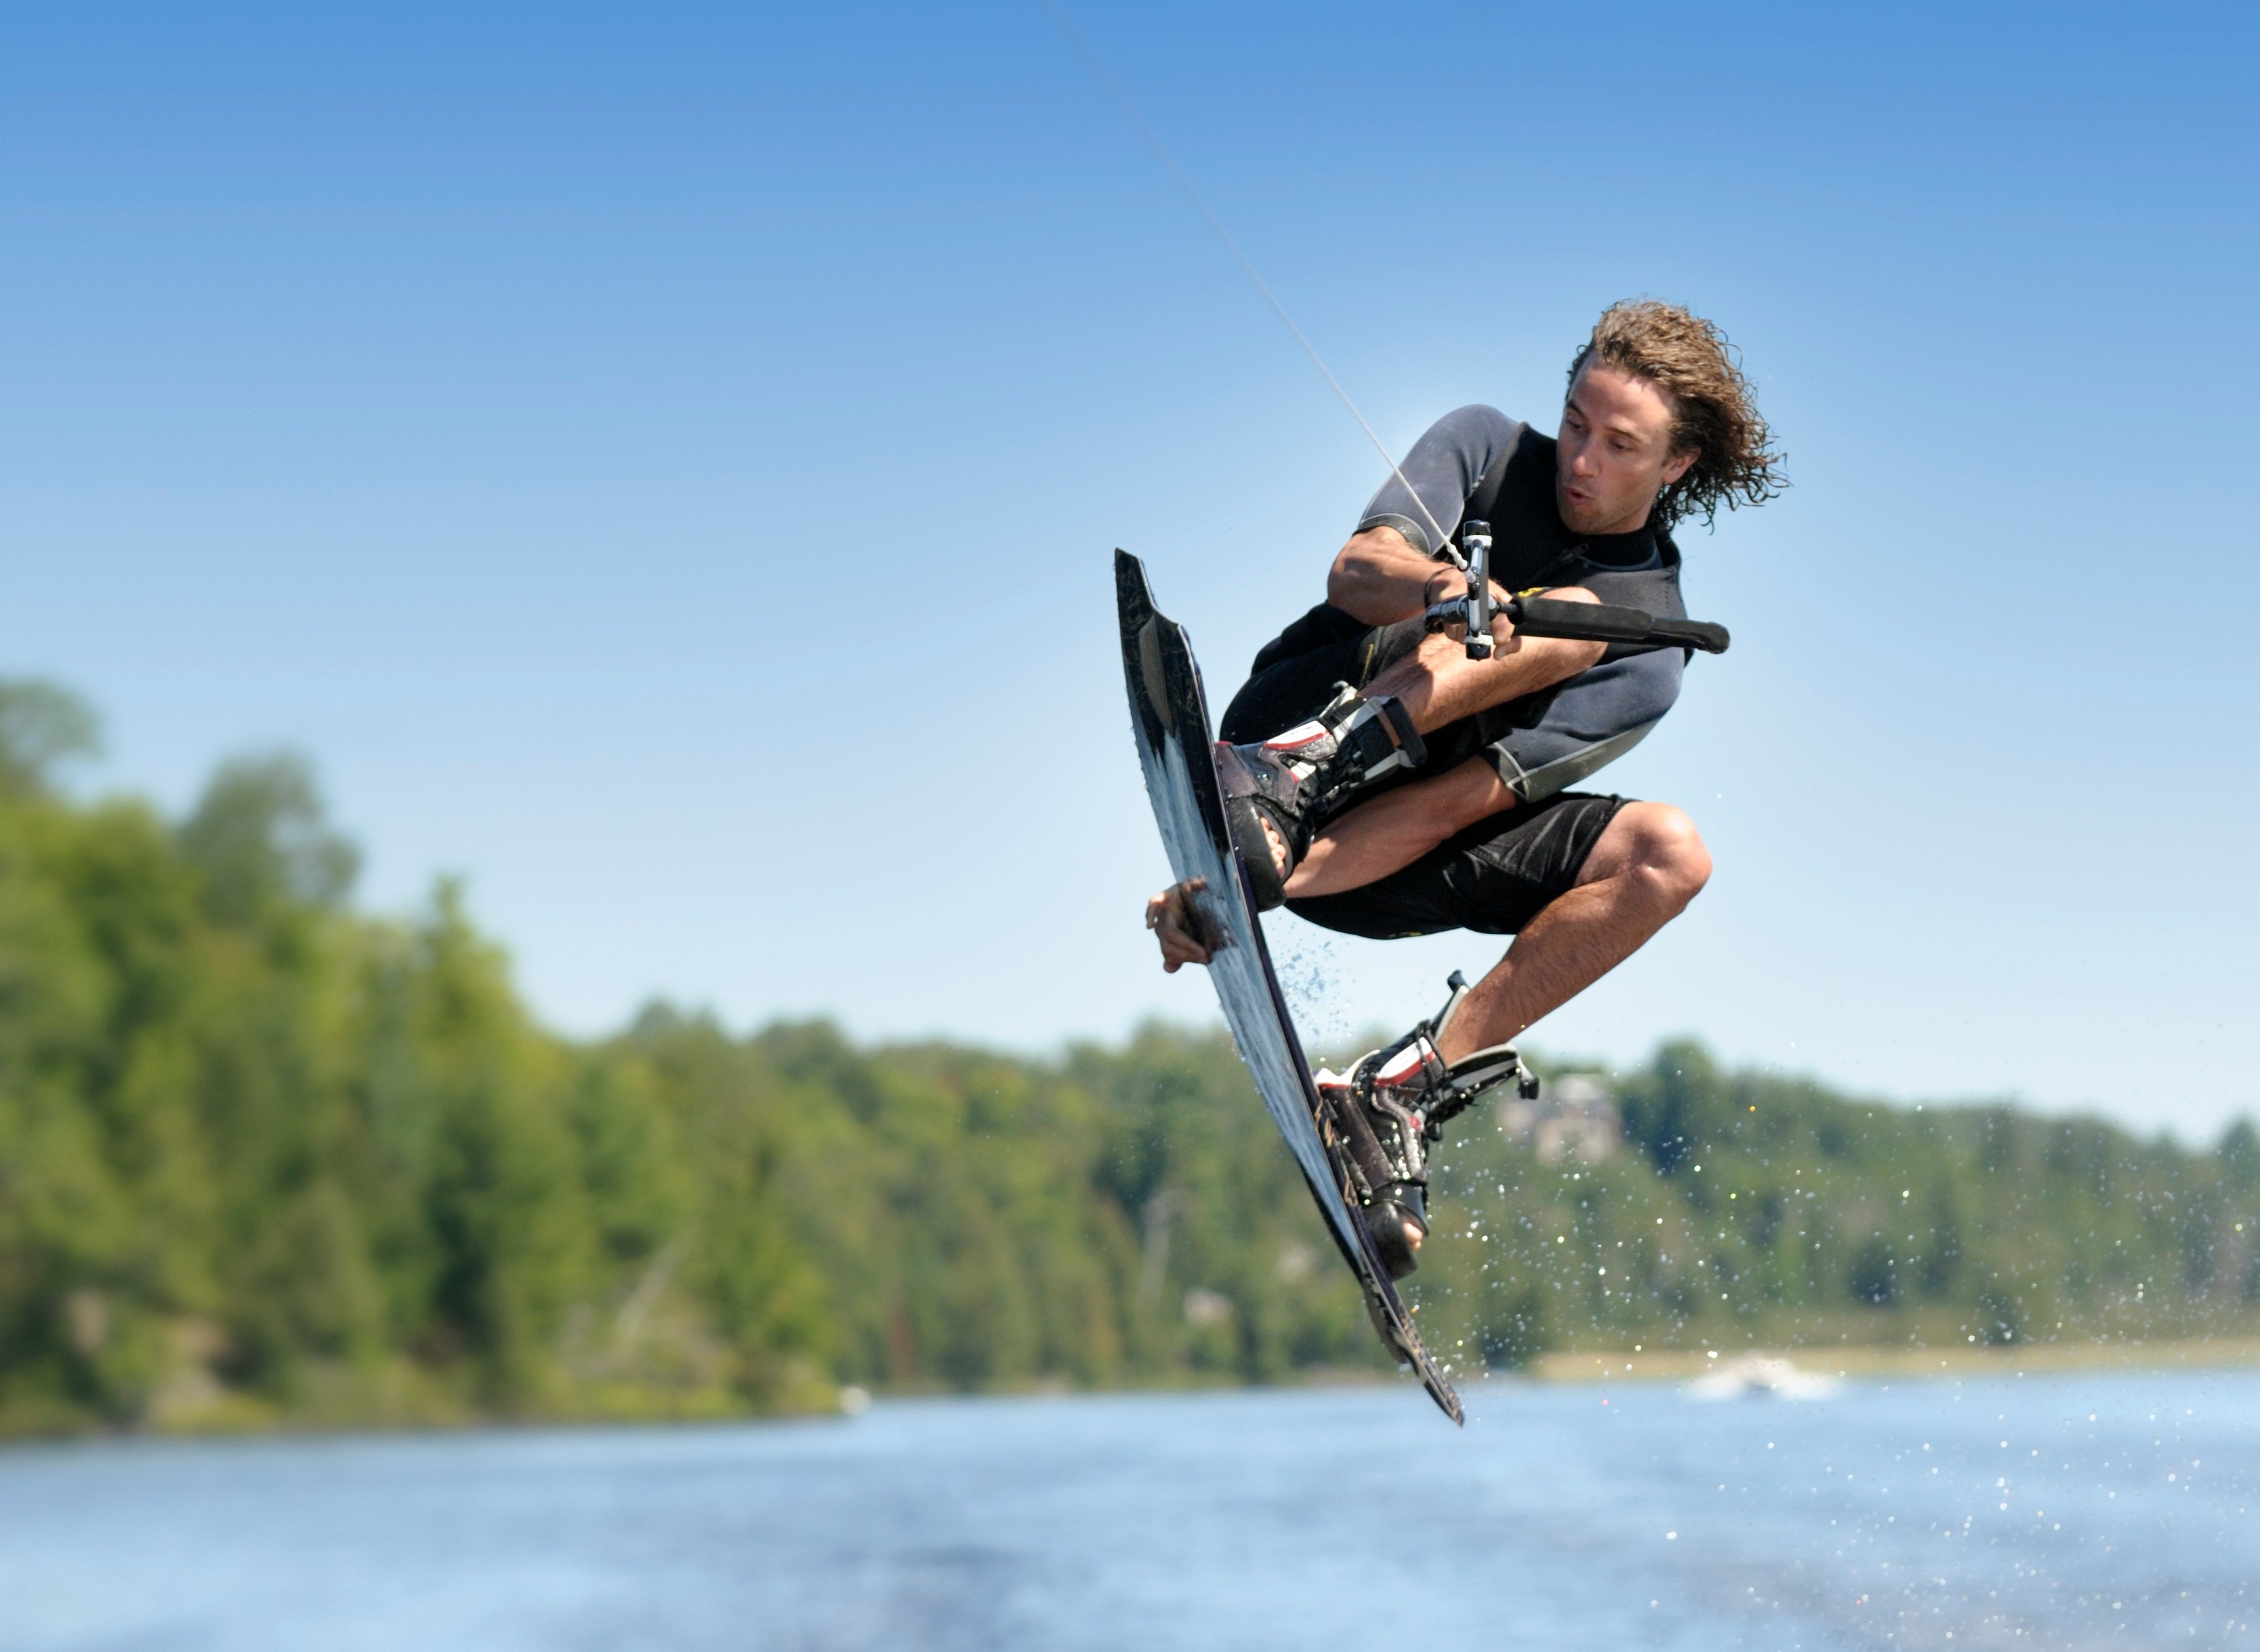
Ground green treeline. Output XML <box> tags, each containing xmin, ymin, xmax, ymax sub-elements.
<box><xmin>1412</xmin><ymin>1047</ymin><xmax>2260</xmax><ymax>1372</ymax></box>
<box><xmin>1</xmin><ymin>680</ymin><xmax>2255</xmax><ymax>1436</ymax></box>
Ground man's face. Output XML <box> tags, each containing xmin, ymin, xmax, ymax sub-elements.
<box><xmin>1555</xmin><ymin>363</ymin><xmax>1698</xmax><ymax>537</ymax></box>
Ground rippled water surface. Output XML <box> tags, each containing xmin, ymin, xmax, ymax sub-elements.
<box><xmin>1</xmin><ymin>1370</ymin><xmax>2252</xmax><ymax>1651</ymax></box>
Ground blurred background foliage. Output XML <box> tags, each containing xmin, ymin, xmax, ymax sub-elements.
<box><xmin>0</xmin><ymin>677</ymin><xmax>2254</xmax><ymax>1436</ymax></box>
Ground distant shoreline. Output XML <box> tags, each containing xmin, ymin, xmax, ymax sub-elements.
<box><xmin>1529</xmin><ymin>1336</ymin><xmax>2260</xmax><ymax>1384</ymax></box>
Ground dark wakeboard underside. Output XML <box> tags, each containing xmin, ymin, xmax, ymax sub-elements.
<box><xmin>1115</xmin><ymin>548</ymin><xmax>1461</xmax><ymax>1425</ymax></box>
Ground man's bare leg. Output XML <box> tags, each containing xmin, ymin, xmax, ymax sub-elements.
<box><xmin>1151</xmin><ymin>799</ymin><xmax>1709</xmax><ymax>1268</ymax></box>
<box><xmin>1285</xmin><ymin>757</ymin><xmax>1511</xmax><ymax>900</ymax></box>
<box><xmin>1223</xmin><ymin>587</ymin><xmax>1606</xmax><ymax>900</ymax></box>
<box><xmin>1431</xmin><ymin>801</ymin><xmax>1712</xmax><ymax>1062</ymax></box>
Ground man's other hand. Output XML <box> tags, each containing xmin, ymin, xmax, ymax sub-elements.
<box><xmin>1145</xmin><ymin>880</ymin><xmax>1214</xmax><ymax>972</ymax></box>
<box><xmin>1420</xmin><ymin>569</ymin><xmax>1523</xmax><ymax>654</ymax></box>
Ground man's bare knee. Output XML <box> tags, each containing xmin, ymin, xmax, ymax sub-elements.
<box><xmin>1582</xmin><ymin>801</ymin><xmax>1711</xmax><ymax>910</ymax></box>
<box><xmin>1625</xmin><ymin>802</ymin><xmax>1711</xmax><ymax>908</ymax></box>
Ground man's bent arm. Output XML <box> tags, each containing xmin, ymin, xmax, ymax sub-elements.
<box><xmin>1327</xmin><ymin>405</ymin><xmax>1522</xmax><ymax>624</ymax></box>
<box><xmin>1328</xmin><ymin>525</ymin><xmax>1452</xmax><ymax>625</ymax></box>
<box><xmin>1363</xmin><ymin>586</ymin><xmax>1607</xmax><ymax>735</ymax></box>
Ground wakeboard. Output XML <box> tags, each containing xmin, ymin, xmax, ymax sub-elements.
<box><xmin>1115</xmin><ymin>549</ymin><xmax>1463</xmax><ymax>1424</ymax></box>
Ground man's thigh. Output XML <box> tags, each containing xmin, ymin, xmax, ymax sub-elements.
<box><xmin>1284</xmin><ymin>792</ymin><xmax>1625</xmax><ymax>939</ymax></box>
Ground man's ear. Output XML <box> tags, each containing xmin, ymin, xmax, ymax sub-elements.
<box><xmin>1662</xmin><ymin>447</ymin><xmax>1700</xmax><ymax>487</ymax></box>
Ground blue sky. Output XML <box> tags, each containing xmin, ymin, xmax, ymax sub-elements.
<box><xmin>4</xmin><ymin>2</ymin><xmax>2256</xmax><ymax>1136</ymax></box>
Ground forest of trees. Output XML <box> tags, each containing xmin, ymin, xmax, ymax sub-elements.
<box><xmin>1</xmin><ymin>678</ymin><xmax>2256</xmax><ymax>1437</ymax></box>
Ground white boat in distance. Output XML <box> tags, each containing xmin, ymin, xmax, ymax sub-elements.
<box><xmin>1686</xmin><ymin>1354</ymin><xmax>1840</xmax><ymax>1401</ymax></box>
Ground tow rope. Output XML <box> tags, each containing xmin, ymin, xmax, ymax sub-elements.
<box><xmin>1038</xmin><ymin>1</ymin><xmax>1460</xmax><ymax>565</ymax></box>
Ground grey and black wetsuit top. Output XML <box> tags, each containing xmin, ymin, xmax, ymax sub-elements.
<box><xmin>1236</xmin><ymin>404</ymin><xmax>1692</xmax><ymax>804</ymax></box>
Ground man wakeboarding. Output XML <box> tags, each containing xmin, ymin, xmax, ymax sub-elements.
<box><xmin>1145</xmin><ymin>298</ymin><xmax>1784</xmax><ymax>1279</ymax></box>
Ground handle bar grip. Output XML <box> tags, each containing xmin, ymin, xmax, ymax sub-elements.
<box><xmin>1645</xmin><ymin>617</ymin><xmax>1731</xmax><ymax>655</ymax></box>
<box><xmin>1508</xmin><ymin>596</ymin><xmax>1731</xmax><ymax>656</ymax></box>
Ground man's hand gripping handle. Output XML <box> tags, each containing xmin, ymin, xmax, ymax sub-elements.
<box><xmin>1418</xmin><ymin>518</ymin><xmax>1499</xmax><ymax>660</ymax></box>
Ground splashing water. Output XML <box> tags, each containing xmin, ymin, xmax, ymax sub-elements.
<box><xmin>1262</xmin><ymin>910</ymin><xmax>1354</xmax><ymax>1057</ymax></box>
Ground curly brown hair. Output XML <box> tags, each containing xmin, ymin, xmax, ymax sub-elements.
<box><xmin>1568</xmin><ymin>299</ymin><xmax>1786</xmax><ymax>530</ymax></box>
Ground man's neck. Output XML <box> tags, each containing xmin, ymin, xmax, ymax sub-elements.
<box><xmin>1562</xmin><ymin>515</ymin><xmax>1658</xmax><ymax>568</ymax></box>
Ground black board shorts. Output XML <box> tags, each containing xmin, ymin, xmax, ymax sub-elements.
<box><xmin>1284</xmin><ymin>792</ymin><xmax>1623</xmax><ymax>939</ymax></box>
<box><xmin>1218</xmin><ymin>608</ymin><xmax>1625</xmax><ymax>939</ymax></box>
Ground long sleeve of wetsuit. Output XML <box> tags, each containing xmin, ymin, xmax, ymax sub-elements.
<box><xmin>1481</xmin><ymin>645</ymin><xmax>1685</xmax><ymax>803</ymax></box>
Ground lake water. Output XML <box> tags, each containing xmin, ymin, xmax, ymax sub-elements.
<box><xmin>0</xmin><ymin>1370</ymin><xmax>2251</xmax><ymax>1651</ymax></box>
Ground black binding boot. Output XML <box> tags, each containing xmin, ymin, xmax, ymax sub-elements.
<box><xmin>1315</xmin><ymin>972</ymin><xmax>1539</xmax><ymax>1280</ymax></box>
<box><xmin>1214</xmin><ymin>686</ymin><xmax>1426</xmax><ymax>909</ymax></box>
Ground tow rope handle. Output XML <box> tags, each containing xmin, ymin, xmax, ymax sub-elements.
<box><xmin>1421</xmin><ymin>519</ymin><xmax>1731</xmax><ymax>656</ymax></box>
<box><xmin>1510</xmin><ymin>595</ymin><xmax>1731</xmax><ymax>656</ymax></box>
<box><xmin>1422</xmin><ymin>518</ymin><xmax>1498</xmax><ymax>660</ymax></box>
